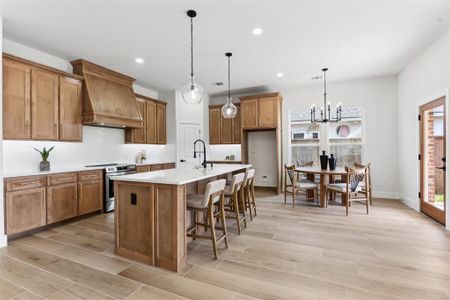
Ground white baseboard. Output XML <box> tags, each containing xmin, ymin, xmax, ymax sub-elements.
<box><xmin>0</xmin><ymin>234</ymin><xmax>7</xmax><ymax>248</ymax></box>
<box><xmin>399</xmin><ymin>193</ymin><xmax>420</xmax><ymax>211</ymax></box>
<box><xmin>372</xmin><ymin>190</ymin><xmax>399</xmax><ymax>200</ymax></box>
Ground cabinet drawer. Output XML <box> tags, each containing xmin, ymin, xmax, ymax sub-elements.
<box><xmin>48</xmin><ymin>172</ymin><xmax>77</xmax><ymax>186</ymax></box>
<box><xmin>150</xmin><ymin>164</ymin><xmax>163</xmax><ymax>171</ymax></box>
<box><xmin>163</xmin><ymin>163</ymin><xmax>176</xmax><ymax>170</ymax></box>
<box><xmin>136</xmin><ymin>165</ymin><xmax>151</xmax><ymax>173</ymax></box>
<box><xmin>5</xmin><ymin>176</ymin><xmax>47</xmax><ymax>192</ymax></box>
<box><xmin>78</xmin><ymin>170</ymin><xmax>102</xmax><ymax>182</ymax></box>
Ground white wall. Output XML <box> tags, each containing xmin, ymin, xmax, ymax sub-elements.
<box><xmin>281</xmin><ymin>76</ymin><xmax>399</xmax><ymax>198</ymax></box>
<box><xmin>0</xmin><ymin>17</ymin><xmax>7</xmax><ymax>247</ymax></box>
<box><xmin>397</xmin><ymin>28</ymin><xmax>450</xmax><ymax>229</ymax></box>
<box><xmin>2</xmin><ymin>39</ymin><xmax>176</xmax><ymax>176</ymax></box>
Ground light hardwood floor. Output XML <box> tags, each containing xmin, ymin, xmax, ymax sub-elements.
<box><xmin>1</xmin><ymin>190</ymin><xmax>450</xmax><ymax>300</ymax></box>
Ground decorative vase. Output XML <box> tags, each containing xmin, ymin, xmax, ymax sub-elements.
<box><xmin>329</xmin><ymin>154</ymin><xmax>337</xmax><ymax>170</ymax></box>
<box><xmin>40</xmin><ymin>160</ymin><xmax>50</xmax><ymax>171</ymax></box>
<box><xmin>320</xmin><ymin>150</ymin><xmax>328</xmax><ymax>170</ymax></box>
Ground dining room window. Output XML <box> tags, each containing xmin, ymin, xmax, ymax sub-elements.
<box><xmin>289</xmin><ymin>106</ymin><xmax>364</xmax><ymax>167</ymax></box>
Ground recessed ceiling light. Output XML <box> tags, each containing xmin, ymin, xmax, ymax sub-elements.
<box><xmin>276</xmin><ymin>72</ymin><xmax>284</xmax><ymax>78</ymax></box>
<box><xmin>135</xmin><ymin>57</ymin><xmax>144</xmax><ymax>64</ymax></box>
<box><xmin>252</xmin><ymin>27</ymin><xmax>263</xmax><ymax>36</ymax></box>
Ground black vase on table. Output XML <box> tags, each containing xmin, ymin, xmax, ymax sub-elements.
<box><xmin>329</xmin><ymin>154</ymin><xmax>337</xmax><ymax>171</ymax></box>
<box><xmin>320</xmin><ymin>150</ymin><xmax>328</xmax><ymax>170</ymax></box>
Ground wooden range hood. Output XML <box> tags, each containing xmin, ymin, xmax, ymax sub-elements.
<box><xmin>71</xmin><ymin>59</ymin><xmax>143</xmax><ymax>128</ymax></box>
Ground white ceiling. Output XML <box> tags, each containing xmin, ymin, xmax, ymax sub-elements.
<box><xmin>3</xmin><ymin>0</ymin><xmax>450</xmax><ymax>96</ymax></box>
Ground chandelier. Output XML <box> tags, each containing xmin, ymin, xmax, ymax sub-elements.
<box><xmin>310</xmin><ymin>68</ymin><xmax>342</xmax><ymax>123</ymax></box>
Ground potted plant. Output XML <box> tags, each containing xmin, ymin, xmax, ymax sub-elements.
<box><xmin>33</xmin><ymin>146</ymin><xmax>55</xmax><ymax>171</ymax></box>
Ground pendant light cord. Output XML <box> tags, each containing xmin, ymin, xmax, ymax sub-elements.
<box><xmin>190</xmin><ymin>16</ymin><xmax>194</xmax><ymax>86</ymax></box>
<box><xmin>227</xmin><ymin>55</ymin><xmax>231</xmax><ymax>101</ymax></box>
<box><xmin>323</xmin><ymin>68</ymin><xmax>327</xmax><ymax>119</ymax></box>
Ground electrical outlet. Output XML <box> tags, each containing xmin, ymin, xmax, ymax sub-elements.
<box><xmin>261</xmin><ymin>175</ymin><xmax>268</xmax><ymax>183</ymax></box>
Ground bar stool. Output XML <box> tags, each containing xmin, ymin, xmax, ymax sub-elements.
<box><xmin>243</xmin><ymin>169</ymin><xmax>257</xmax><ymax>220</ymax></box>
<box><xmin>224</xmin><ymin>173</ymin><xmax>247</xmax><ymax>234</ymax></box>
<box><xmin>186</xmin><ymin>179</ymin><xmax>228</xmax><ymax>259</ymax></box>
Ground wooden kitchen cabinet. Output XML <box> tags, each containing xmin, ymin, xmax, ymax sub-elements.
<box><xmin>209</xmin><ymin>107</ymin><xmax>221</xmax><ymax>144</ymax></box>
<box><xmin>126</xmin><ymin>94</ymin><xmax>167</xmax><ymax>144</ymax></box>
<box><xmin>240</xmin><ymin>93</ymin><xmax>282</xmax><ymax>129</ymax></box>
<box><xmin>146</xmin><ymin>100</ymin><xmax>157</xmax><ymax>143</ymax></box>
<box><xmin>157</xmin><ymin>103</ymin><xmax>167</xmax><ymax>144</ymax></box>
<box><xmin>5</xmin><ymin>187</ymin><xmax>46</xmax><ymax>235</ymax></box>
<box><xmin>136</xmin><ymin>165</ymin><xmax>151</xmax><ymax>173</ymax></box>
<box><xmin>31</xmin><ymin>69</ymin><xmax>59</xmax><ymax>140</ymax></box>
<box><xmin>3</xmin><ymin>54</ymin><xmax>84</xmax><ymax>141</ymax></box>
<box><xmin>59</xmin><ymin>76</ymin><xmax>83</xmax><ymax>141</ymax></box>
<box><xmin>3</xmin><ymin>57</ymin><xmax>32</xmax><ymax>140</ymax></box>
<box><xmin>78</xmin><ymin>179</ymin><xmax>103</xmax><ymax>215</ymax></box>
<box><xmin>47</xmin><ymin>182</ymin><xmax>78</xmax><ymax>224</ymax></box>
<box><xmin>209</xmin><ymin>104</ymin><xmax>241</xmax><ymax>144</ymax></box>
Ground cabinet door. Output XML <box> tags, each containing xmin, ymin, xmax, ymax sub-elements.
<box><xmin>59</xmin><ymin>76</ymin><xmax>82</xmax><ymax>141</ymax></box>
<box><xmin>150</xmin><ymin>164</ymin><xmax>163</xmax><ymax>171</ymax></box>
<box><xmin>78</xmin><ymin>180</ymin><xmax>103</xmax><ymax>215</ymax></box>
<box><xmin>47</xmin><ymin>182</ymin><xmax>78</xmax><ymax>224</ymax></box>
<box><xmin>131</xmin><ymin>97</ymin><xmax>146</xmax><ymax>143</ymax></box>
<box><xmin>209</xmin><ymin>107</ymin><xmax>221</xmax><ymax>144</ymax></box>
<box><xmin>136</xmin><ymin>165</ymin><xmax>151</xmax><ymax>173</ymax></box>
<box><xmin>3</xmin><ymin>58</ymin><xmax>32</xmax><ymax>140</ymax></box>
<box><xmin>146</xmin><ymin>101</ymin><xmax>157</xmax><ymax>144</ymax></box>
<box><xmin>258</xmin><ymin>97</ymin><xmax>278</xmax><ymax>128</ymax></box>
<box><xmin>221</xmin><ymin>115</ymin><xmax>233</xmax><ymax>144</ymax></box>
<box><xmin>31</xmin><ymin>69</ymin><xmax>59</xmax><ymax>140</ymax></box>
<box><xmin>5</xmin><ymin>187</ymin><xmax>46</xmax><ymax>235</ymax></box>
<box><xmin>241</xmin><ymin>99</ymin><xmax>258</xmax><ymax>129</ymax></box>
<box><xmin>157</xmin><ymin>103</ymin><xmax>166</xmax><ymax>144</ymax></box>
<box><xmin>232</xmin><ymin>106</ymin><xmax>241</xmax><ymax>144</ymax></box>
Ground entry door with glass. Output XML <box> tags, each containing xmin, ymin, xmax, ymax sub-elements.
<box><xmin>419</xmin><ymin>97</ymin><xmax>446</xmax><ymax>225</ymax></box>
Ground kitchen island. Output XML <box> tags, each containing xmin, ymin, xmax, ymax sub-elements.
<box><xmin>112</xmin><ymin>164</ymin><xmax>251</xmax><ymax>272</ymax></box>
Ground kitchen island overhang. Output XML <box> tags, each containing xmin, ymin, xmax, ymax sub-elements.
<box><xmin>112</xmin><ymin>164</ymin><xmax>251</xmax><ymax>272</ymax></box>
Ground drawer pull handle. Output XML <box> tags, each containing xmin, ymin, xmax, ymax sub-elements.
<box><xmin>19</xmin><ymin>181</ymin><xmax>36</xmax><ymax>185</ymax></box>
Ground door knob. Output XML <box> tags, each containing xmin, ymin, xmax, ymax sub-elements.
<box><xmin>180</xmin><ymin>159</ymin><xmax>186</xmax><ymax>162</ymax></box>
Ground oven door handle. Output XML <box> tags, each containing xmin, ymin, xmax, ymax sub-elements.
<box><xmin>107</xmin><ymin>172</ymin><xmax>136</xmax><ymax>177</ymax></box>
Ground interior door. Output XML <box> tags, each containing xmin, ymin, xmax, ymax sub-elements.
<box><xmin>420</xmin><ymin>96</ymin><xmax>446</xmax><ymax>225</ymax></box>
<box><xmin>178</xmin><ymin>123</ymin><xmax>201</xmax><ymax>168</ymax></box>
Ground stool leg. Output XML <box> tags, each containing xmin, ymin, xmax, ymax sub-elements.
<box><xmin>233</xmin><ymin>192</ymin><xmax>242</xmax><ymax>235</ymax></box>
<box><xmin>240</xmin><ymin>188</ymin><xmax>247</xmax><ymax>229</ymax></box>
<box><xmin>193</xmin><ymin>210</ymin><xmax>198</xmax><ymax>240</ymax></box>
<box><xmin>251</xmin><ymin>183</ymin><xmax>257</xmax><ymax>216</ymax></box>
<box><xmin>245</xmin><ymin>186</ymin><xmax>253</xmax><ymax>221</ymax></box>
<box><xmin>208</xmin><ymin>204</ymin><xmax>218</xmax><ymax>259</ymax></box>
<box><xmin>219</xmin><ymin>196</ymin><xmax>229</xmax><ymax>249</ymax></box>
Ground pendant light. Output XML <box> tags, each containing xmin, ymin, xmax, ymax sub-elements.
<box><xmin>221</xmin><ymin>52</ymin><xmax>237</xmax><ymax>118</ymax></box>
<box><xmin>310</xmin><ymin>68</ymin><xmax>342</xmax><ymax>123</ymax></box>
<box><xmin>181</xmin><ymin>10</ymin><xmax>204</xmax><ymax>104</ymax></box>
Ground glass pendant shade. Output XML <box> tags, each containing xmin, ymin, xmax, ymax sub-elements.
<box><xmin>181</xmin><ymin>76</ymin><xmax>203</xmax><ymax>104</ymax></box>
<box><xmin>221</xmin><ymin>96</ymin><xmax>237</xmax><ymax>118</ymax></box>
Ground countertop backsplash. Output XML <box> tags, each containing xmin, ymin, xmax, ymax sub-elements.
<box><xmin>3</xmin><ymin>126</ymin><xmax>176</xmax><ymax>177</ymax></box>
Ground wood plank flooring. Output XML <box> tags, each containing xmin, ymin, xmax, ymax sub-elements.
<box><xmin>1</xmin><ymin>190</ymin><xmax>450</xmax><ymax>299</ymax></box>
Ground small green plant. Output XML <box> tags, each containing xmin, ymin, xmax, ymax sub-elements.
<box><xmin>33</xmin><ymin>146</ymin><xmax>55</xmax><ymax>161</ymax></box>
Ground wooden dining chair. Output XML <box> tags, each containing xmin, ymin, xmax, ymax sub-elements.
<box><xmin>354</xmin><ymin>162</ymin><xmax>372</xmax><ymax>205</ymax></box>
<box><xmin>296</xmin><ymin>161</ymin><xmax>314</xmax><ymax>181</ymax></box>
<box><xmin>284</xmin><ymin>165</ymin><xmax>319</xmax><ymax>207</ymax></box>
<box><xmin>325</xmin><ymin>166</ymin><xmax>369</xmax><ymax>216</ymax></box>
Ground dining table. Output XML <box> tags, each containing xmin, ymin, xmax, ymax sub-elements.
<box><xmin>295</xmin><ymin>166</ymin><xmax>347</xmax><ymax>207</ymax></box>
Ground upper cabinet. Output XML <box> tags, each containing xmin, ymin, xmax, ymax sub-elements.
<box><xmin>2</xmin><ymin>54</ymin><xmax>83</xmax><ymax>141</ymax></box>
<box><xmin>3</xmin><ymin>58</ymin><xmax>32</xmax><ymax>140</ymax></box>
<box><xmin>125</xmin><ymin>94</ymin><xmax>167</xmax><ymax>144</ymax></box>
<box><xmin>209</xmin><ymin>104</ymin><xmax>241</xmax><ymax>144</ymax></box>
<box><xmin>240</xmin><ymin>93</ymin><xmax>282</xmax><ymax>129</ymax></box>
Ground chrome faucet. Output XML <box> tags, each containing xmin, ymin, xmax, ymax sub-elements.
<box><xmin>193</xmin><ymin>139</ymin><xmax>207</xmax><ymax>168</ymax></box>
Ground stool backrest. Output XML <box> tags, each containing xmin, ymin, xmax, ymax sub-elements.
<box><xmin>230</xmin><ymin>172</ymin><xmax>245</xmax><ymax>194</ymax></box>
<box><xmin>243</xmin><ymin>169</ymin><xmax>255</xmax><ymax>187</ymax></box>
<box><xmin>204</xmin><ymin>179</ymin><xmax>226</xmax><ymax>207</ymax></box>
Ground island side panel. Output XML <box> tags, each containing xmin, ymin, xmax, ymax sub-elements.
<box><xmin>154</xmin><ymin>183</ymin><xmax>187</xmax><ymax>272</ymax></box>
<box><xmin>114</xmin><ymin>181</ymin><xmax>154</xmax><ymax>265</ymax></box>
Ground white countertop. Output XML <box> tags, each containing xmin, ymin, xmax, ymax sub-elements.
<box><xmin>112</xmin><ymin>164</ymin><xmax>251</xmax><ymax>185</ymax></box>
<box><xmin>3</xmin><ymin>165</ymin><xmax>106</xmax><ymax>178</ymax></box>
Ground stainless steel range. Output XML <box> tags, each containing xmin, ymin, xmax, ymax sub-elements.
<box><xmin>85</xmin><ymin>163</ymin><xmax>136</xmax><ymax>213</ymax></box>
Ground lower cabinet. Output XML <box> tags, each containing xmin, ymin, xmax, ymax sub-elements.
<box><xmin>78</xmin><ymin>179</ymin><xmax>103</xmax><ymax>215</ymax></box>
<box><xmin>5</xmin><ymin>187</ymin><xmax>46</xmax><ymax>235</ymax></box>
<box><xmin>4</xmin><ymin>170</ymin><xmax>103</xmax><ymax>236</ymax></box>
<box><xmin>47</xmin><ymin>182</ymin><xmax>78</xmax><ymax>224</ymax></box>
